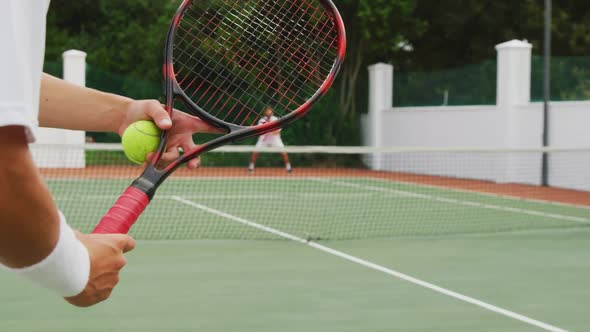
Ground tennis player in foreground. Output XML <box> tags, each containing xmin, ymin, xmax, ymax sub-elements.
<box><xmin>0</xmin><ymin>1</ymin><xmax>217</xmax><ymax>307</ymax></box>
<box><xmin>248</xmin><ymin>106</ymin><xmax>292</xmax><ymax>173</ymax></box>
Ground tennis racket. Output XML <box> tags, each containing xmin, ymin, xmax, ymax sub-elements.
<box><xmin>93</xmin><ymin>0</ymin><xmax>346</xmax><ymax>234</ymax></box>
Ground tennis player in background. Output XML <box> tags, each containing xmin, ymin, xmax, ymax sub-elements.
<box><xmin>248</xmin><ymin>106</ymin><xmax>292</xmax><ymax>173</ymax></box>
<box><xmin>0</xmin><ymin>0</ymin><xmax>217</xmax><ymax>307</ymax></box>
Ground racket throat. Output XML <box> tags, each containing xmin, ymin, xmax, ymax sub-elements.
<box><xmin>131</xmin><ymin>168</ymin><xmax>163</xmax><ymax>200</ymax></box>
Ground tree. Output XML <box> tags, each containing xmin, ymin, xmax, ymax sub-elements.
<box><xmin>44</xmin><ymin>1</ymin><xmax>590</xmax><ymax>144</ymax></box>
<box><xmin>46</xmin><ymin>0</ymin><xmax>178</xmax><ymax>82</ymax></box>
<box><xmin>396</xmin><ymin>0</ymin><xmax>590</xmax><ymax>102</ymax></box>
<box><xmin>296</xmin><ymin>0</ymin><xmax>426</xmax><ymax>145</ymax></box>
<box><xmin>394</xmin><ymin>0</ymin><xmax>590</xmax><ymax>71</ymax></box>
<box><xmin>335</xmin><ymin>0</ymin><xmax>425</xmax><ymax>116</ymax></box>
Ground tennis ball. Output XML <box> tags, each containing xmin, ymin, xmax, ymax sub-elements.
<box><xmin>122</xmin><ymin>120</ymin><xmax>161</xmax><ymax>165</ymax></box>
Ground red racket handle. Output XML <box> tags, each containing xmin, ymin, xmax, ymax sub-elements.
<box><xmin>92</xmin><ymin>186</ymin><xmax>150</xmax><ymax>234</ymax></box>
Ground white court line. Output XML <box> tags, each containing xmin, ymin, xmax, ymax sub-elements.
<box><xmin>312</xmin><ymin>178</ymin><xmax>590</xmax><ymax>225</ymax></box>
<box><xmin>170</xmin><ymin>196</ymin><xmax>568</xmax><ymax>332</ymax></box>
<box><xmin>362</xmin><ymin>176</ymin><xmax>590</xmax><ymax>211</ymax></box>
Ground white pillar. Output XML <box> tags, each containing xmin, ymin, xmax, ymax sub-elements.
<box><xmin>367</xmin><ymin>63</ymin><xmax>393</xmax><ymax>170</ymax></box>
<box><xmin>61</xmin><ymin>50</ymin><xmax>87</xmax><ymax>161</ymax></box>
<box><xmin>496</xmin><ymin>40</ymin><xmax>532</xmax><ymax>109</ymax></box>
<box><xmin>496</xmin><ymin>40</ymin><xmax>539</xmax><ymax>148</ymax></box>
<box><xmin>32</xmin><ymin>50</ymin><xmax>87</xmax><ymax>168</ymax></box>
<box><xmin>495</xmin><ymin>40</ymin><xmax>540</xmax><ymax>184</ymax></box>
<box><xmin>63</xmin><ymin>50</ymin><xmax>87</xmax><ymax>86</ymax></box>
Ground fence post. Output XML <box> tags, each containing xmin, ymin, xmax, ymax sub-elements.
<box><xmin>63</xmin><ymin>50</ymin><xmax>87</xmax><ymax>86</ymax></box>
<box><xmin>495</xmin><ymin>40</ymin><xmax>538</xmax><ymax>183</ymax></box>
<box><xmin>32</xmin><ymin>50</ymin><xmax>87</xmax><ymax>168</ymax></box>
<box><xmin>496</xmin><ymin>40</ymin><xmax>532</xmax><ymax>107</ymax></box>
<box><xmin>61</xmin><ymin>50</ymin><xmax>87</xmax><ymax>167</ymax></box>
<box><xmin>495</xmin><ymin>40</ymin><xmax>533</xmax><ymax>145</ymax></box>
<box><xmin>367</xmin><ymin>63</ymin><xmax>393</xmax><ymax>170</ymax></box>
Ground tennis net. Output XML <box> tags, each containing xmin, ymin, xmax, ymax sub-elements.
<box><xmin>30</xmin><ymin>143</ymin><xmax>590</xmax><ymax>240</ymax></box>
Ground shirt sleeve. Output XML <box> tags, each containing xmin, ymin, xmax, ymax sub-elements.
<box><xmin>0</xmin><ymin>1</ymin><xmax>49</xmax><ymax>142</ymax></box>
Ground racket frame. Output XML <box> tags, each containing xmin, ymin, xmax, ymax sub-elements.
<box><xmin>137</xmin><ymin>0</ymin><xmax>345</xmax><ymax>196</ymax></box>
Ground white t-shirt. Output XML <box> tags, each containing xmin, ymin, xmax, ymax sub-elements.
<box><xmin>0</xmin><ymin>0</ymin><xmax>51</xmax><ymax>142</ymax></box>
<box><xmin>258</xmin><ymin>115</ymin><xmax>278</xmax><ymax>126</ymax></box>
<box><xmin>258</xmin><ymin>115</ymin><xmax>279</xmax><ymax>139</ymax></box>
<box><xmin>256</xmin><ymin>115</ymin><xmax>284</xmax><ymax>147</ymax></box>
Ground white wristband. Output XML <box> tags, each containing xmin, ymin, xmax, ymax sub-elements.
<box><xmin>5</xmin><ymin>211</ymin><xmax>90</xmax><ymax>297</ymax></box>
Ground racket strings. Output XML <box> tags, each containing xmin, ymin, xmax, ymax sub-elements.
<box><xmin>186</xmin><ymin>1</ymin><xmax>327</xmax><ymax>86</ymax></box>
<box><xmin>173</xmin><ymin>0</ymin><xmax>339</xmax><ymax>126</ymax></box>
<box><xmin>202</xmin><ymin>2</ymin><xmax>332</xmax><ymax>120</ymax></box>
<box><xmin>178</xmin><ymin>1</ymin><xmax>325</xmax><ymax>111</ymax></box>
<box><xmin>190</xmin><ymin>0</ymin><xmax>336</xmax><ymax>119</ymax></box>
<box><xmin>175</xmin><ymin>10</ymin><xmax>289</xmax><ymax>122</ymax></box>
<box><xmin>218</xmin><ymin>1</ymin><xmax>330</xmax><ymax>121</ymax></box>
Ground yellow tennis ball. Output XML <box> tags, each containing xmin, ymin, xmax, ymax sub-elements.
<box><xmin>122</xmin><ymin>120</ymin><xmax>161</xmax><ymax>165</ymax></box>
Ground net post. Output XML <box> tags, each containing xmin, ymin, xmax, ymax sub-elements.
<box><xmin>542</xmin><ymin>0</ymin><xmax>552</xmax><ymax>187</ymax></box>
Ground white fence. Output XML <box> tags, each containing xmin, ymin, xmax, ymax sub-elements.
<box><xmin>363</xmin><ymin>39</ymin><xmax>590</xmax><ymax>191</ymax></box>
<box><xmin>30</xmin><ymin>50</ymin><xmax>87</xmax><ymax>168</ymax></box>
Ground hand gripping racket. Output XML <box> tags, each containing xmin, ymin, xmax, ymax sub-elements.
<box><xmin>93</xmin><ymin>0</ymin><xmax>346</xmax><ymax>234</ymax></box>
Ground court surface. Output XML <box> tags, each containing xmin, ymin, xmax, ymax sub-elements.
<box><xmin>1</xmin><ymin>174</ymin><xmax>588</xmax><ymax>331</ymax></box>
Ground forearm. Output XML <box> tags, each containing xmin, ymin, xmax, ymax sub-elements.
<box><xmin>39</xmin><ymin>73</ymin><xmax>132</xmax><ymax>134</ymax></box>
<box><xmin>0</xmin><ymin>127</ymin><xmax>59</xmax><ymax>268</ymax></box>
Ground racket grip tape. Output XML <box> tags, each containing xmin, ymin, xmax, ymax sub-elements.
<box><xmin>92</xmin><ymin>186</ymin><xmax>150</xmax><ymax>234</ymax></box>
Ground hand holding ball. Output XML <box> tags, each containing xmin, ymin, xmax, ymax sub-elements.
<box><xmin>122</xmin><ymin>120</ymin><xmax>162</xmax><ymax>164</ymax></box>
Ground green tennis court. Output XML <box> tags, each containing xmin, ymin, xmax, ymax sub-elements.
<box><xmin>48</xmin><ymin>176</ymin><xmax>590</xmax><ymax>240</ymax></box>
<box><xmin>1</xmin><ymin>168</ymin><xmax>589</xmax><ymax>331</ymax></box>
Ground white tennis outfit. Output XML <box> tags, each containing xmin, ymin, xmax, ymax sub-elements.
<box><xmin>0</xmin><ymin>0</ymin><xmax>51</xmax><ymax>141</ymax></box>
<box><xmin>0</xmin><ymin>1</ymin><xmax>91</xmax><ymax>298</ymax></box>
<box><xmin>255</xmin><ymin>115</ymin><xmax>285</xmax><ymax>148</ymax></box>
